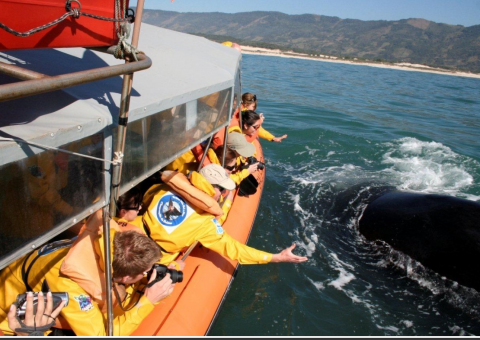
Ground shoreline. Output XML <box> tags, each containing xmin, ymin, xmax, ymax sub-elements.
<box><xmin>240</xmin><ymin>45</ymin><xmax>480</xmax><ymax>79</ymax></box>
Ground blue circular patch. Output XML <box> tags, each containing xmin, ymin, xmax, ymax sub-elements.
<box><xmin>156</xmin><ymin>194</ymin><xmax>188</xmax><ymax>227</ymax></box>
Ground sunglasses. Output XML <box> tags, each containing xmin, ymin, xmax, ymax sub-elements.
<box><xmin>250</xmin><ymin>124</ymin><xmax>260</xmax><ymax>130</ymax></box>
<box><xmin>252</xmin><ymin>94</ymin><xmax>257</xmax><ymax>101</ymax></box>
<box><xmin>225</xmin><ymin>164</ymin><xmax>236</xmax><ymax>171</ymax></box>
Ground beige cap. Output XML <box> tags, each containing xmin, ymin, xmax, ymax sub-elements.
<box><xmin>227</xmin><ymin>132</ymin><xmax>255</xmax><ymax>157</ymax></box>
<box><xmin>199</xmin><ymin>164</ymin><xmax>236</xmax><ymax>191</ymax></box>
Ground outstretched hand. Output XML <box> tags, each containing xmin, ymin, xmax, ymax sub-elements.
<box><xmin>270</xmin><ymin>243</ymin><xmax>308</xmax><ymax>263</ymax></box>
<box><xmin>272</xmin><ymin>134</ymin><xmax>288</xmax><ymax>142</ymax></box>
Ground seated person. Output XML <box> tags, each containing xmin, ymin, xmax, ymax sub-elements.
<box><xmin>141</xmin><ymin>163</ymin><xmax>308</xmax><ymax>267</ymax></box>
<box><xmin>0</xmin><ymin>225</ymin><xmax>175</xmax><ymax>336</ymax></box>
<box><xmin>7</xmin><ymin>291</ymin><xmax>65</xmax><ymax>336</ymax></box>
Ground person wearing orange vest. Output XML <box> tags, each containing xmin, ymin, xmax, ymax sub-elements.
<box><xmin>0</xmin><ymin>224</ymin><xmax>175</xmax><ymax>336</ymax></box>
<box><xmin>142</xmin><ymin>164</ymin><xmax>308</xmax><ymax>267</ymax></box>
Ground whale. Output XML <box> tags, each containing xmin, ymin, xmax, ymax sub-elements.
<box><xmin>358</xmin><ymin>191</ymin><xmax>480</xmax><ymax>292</ymax></box>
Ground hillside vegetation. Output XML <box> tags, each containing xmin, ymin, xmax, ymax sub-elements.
<box><xmin>141</xmin><ymin>10</ymin><xmax>480</xmax><ymax>73</ymax></box>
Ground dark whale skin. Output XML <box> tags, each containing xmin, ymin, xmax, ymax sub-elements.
<box><xmin>359</xmin><ymin>191</ymin><xmax>480</xmax><ymax>291</ymax></box>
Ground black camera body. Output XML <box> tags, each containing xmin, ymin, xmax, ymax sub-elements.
<box><xmin>15</xmin><ymin>292</ymin><xmax>69</xmax><ymax>319</ymax></box>
<box><xmin>244</xmin><ymin>156</ymin><xmax>265</xmax><ymax>170</ymax></box>
<box><xmin>148</xmin><ymin>263</ymin><xmax>183</xmax><ymax>284</ymax></box>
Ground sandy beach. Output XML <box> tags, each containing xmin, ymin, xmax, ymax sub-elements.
<box><xmin>240</xmin><ymin>45</ymin><xmax>480</xmax><ymax>79</ymax></box>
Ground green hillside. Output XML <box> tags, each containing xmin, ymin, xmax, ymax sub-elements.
<box><xmin>141</xmin><ymin>10</ymin><xmax>480</xmax><ymax>73</ymax></box>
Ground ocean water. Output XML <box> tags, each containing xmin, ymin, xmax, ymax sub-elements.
<box><xmin>209</xmin><ymin>55</ymin><xmax>480</xmax><ymax>336</ymax></box>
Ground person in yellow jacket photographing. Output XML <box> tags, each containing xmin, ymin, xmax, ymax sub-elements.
<box><xmin>0</xmin><ymin>225</ymin><xmax>176</xmax><ymax>336</ymax></box>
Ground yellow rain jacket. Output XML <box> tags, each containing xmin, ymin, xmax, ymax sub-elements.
<box><xmin>258</xmin><ymin>126</ymin><xmax>275</xmax><ymax>141</ymax></box>
<box><xmin>142</xmin><ymin>184</ymin><xmax>273</xmax><ymax>266</ymax></box>
<box><xmin>0</xmin><ymin>229</ymin><xmax>154</xmax><ymax>336</ymax></box>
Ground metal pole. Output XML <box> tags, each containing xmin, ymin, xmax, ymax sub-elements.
<box><xmin>106</xmin><ymin>0</ymin><xmax>146</xmax><ymax>335</ymax></box>
<box><xmin>0</xmin><ymin>53</ymin><xmax>151</xmax><ymax>102</ymax></box>
<box><xmin>101</xmin><ymin>206</ymin><xmax>114</xmax><ymax>336</ymax></box>
<box><xmin>109</xmin><ymin>0</ymin><xmax>145</xmax><ymax>213</ymax></box>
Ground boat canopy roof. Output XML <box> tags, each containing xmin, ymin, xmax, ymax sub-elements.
<box><xmin>0</xmin><ymin>23</ymin><xmax>241</xmax><ymax>166</ymax></box>
<box><xmin>0</xmin><ymin>23</ymin><xmax>241</xmax><ymax>269</ymax></box>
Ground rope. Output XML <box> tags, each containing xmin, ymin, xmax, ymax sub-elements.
<box><xmin>113</xmin><ymin>22</ymin><xmax>139</xmax><ymax>61</ymax></box>
<box><xmin>0</xmin><ymin>137</ymin><xmax>122</xmax><ymax>165</ymax></box>
<box><xmin>0</xmin><ymin>0</ymin><xmax>132</xmax><ymax>38</ymax></box>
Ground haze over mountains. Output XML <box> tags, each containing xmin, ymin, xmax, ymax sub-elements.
<box><xmin>141</xmin><ymin>9</ymin><xmax>480</xmax><ymax>73</ymax></box>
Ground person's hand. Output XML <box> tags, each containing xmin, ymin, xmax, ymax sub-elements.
<box><xmin>258</xmin><ymin>113</ymin><xmax>265</xmax><ymax>123</ymax></box>
<box><xmin>144</xmin><ymin>270</ymin><xmax>174</xmax><ymax>304</ymax></box>
<box><xmin>272</xmin><ymin>134</ymin><xmax>288</xmax><ymax>142</ymax></box>
<box><xmin>8</xmin><ymin>291</ymin><xmax>65</xmax><ymax>336</ymax></box>
<box><xmin>247</xmin><ymin>162</ymin><xmax>259</xmax><ymax>174</ymax></box>
<box><xmin>270</xmin><ymin>243</ymin><xmax>308</xmax><ymax>263</ymax></box>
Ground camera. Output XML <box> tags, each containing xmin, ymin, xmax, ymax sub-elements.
<box><xmin>147</xmin><ymin>263</ymin><xmax>183</xmax><ymax>284</ymax></box>
<box><xmin>245</xmin><ymin>156</ymin><xmax>265</xmax><ymax>170</ymax></box>
<box><xmin>15</xmin><ymin>292</ymin><xmax>69</xmax><ymax>319</ymax></box>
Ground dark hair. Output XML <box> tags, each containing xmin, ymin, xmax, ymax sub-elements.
<box><xmin>242</xmin><ymin>92</ymin><xmax>257</xmax><ymax>104</ymax></box>
<box><xmin>215</xmin><ymin>145</ymin><xmax>237</xmax><ymax>166</ymax></box>
<box><xmin>116</xmin><ymin>187</ymin><xmax>143</xmax><ymax>216</ymax></box>
<box><xmin>241</xmin><ymin>110</ymin><xmax>261</xmax><ymax>127</ymax></box>
<box><xmin>112</xmin><ymin>230</ymin><xmax>161</xmax><ymax>278</ymax></box>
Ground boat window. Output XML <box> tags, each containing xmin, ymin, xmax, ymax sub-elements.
<box><xmin>234</xmin><ymin>65</ymin><xmax>242</xmax><ymax>112</ymax></box>
<box><xmin>118</xmin><ymin>88</ymin><xmax>232</xmax><ymax>191</ymax></box>
<box><xmin>0</xmin><ymin>133</ymin><xmax>105</xmax><ymax>262</ymax></box>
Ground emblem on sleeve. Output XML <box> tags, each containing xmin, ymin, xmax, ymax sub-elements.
<box><xmin>74</xmin><ymin>294</ymin><xmax>94</xmax><ymax>312</ymax></box>
<box><xmin>213</xmin><ymin>218</ymin><xmax>224</xmax><ymax>234</ymax></box>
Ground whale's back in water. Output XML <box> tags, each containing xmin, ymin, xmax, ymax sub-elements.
<box><xmin>359</xmin><ymin>191</ymin><xmax>480</xmax><ymax>292</ymax></box>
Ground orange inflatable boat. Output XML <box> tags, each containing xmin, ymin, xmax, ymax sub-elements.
<box><xmin>132</xmin><ymin>139</ymin><xmax>265</xmax><ymax>336</ymax></box>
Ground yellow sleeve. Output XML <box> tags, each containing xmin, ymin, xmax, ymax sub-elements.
<box><xmin>197</xmin><ymin>219</ymin><xmax>273</xmax><ymax>264</ymax></box>
<box><xmin>258</xmin><ymin>126</ymin><xmax>275</xmax><ymax>141</ymax></box>
<box><xmin>229</xmin><ymin>168</ymin><xmax>250</xmax><ymax>185</ymax></box>
<box><xmin>216</xmin><ymin>197</ymin><xmax>233</xmax><ymax>225</ymax></box>
<box><xmin>111</xmin><ymin>293</ymin><xmax>155</xmax><ymax>336</ymax></box>
<box><xmin>51</xmin><ymin>277</ymin><xmax>108</xmax><ymax>336</ymax></box>
<box><xmin>54</xmin><ymin>277</ymin><xmax>154</xmax><ymax>336</ymax></box>
<box><xmin>158</xmin><ymin>251</ymin><xmax>182</xmax><ymax>266</ymax></box>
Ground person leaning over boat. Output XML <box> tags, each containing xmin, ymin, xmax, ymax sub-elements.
<box><xmin>114</xmin><ymin>187</ymin><xmax>145</xmax><ymax>229</ymax></box>
<box><xmin>0</xmin><ymin>223</ymin><xmax>175</xmax><ymax>336</ymax></box>
<box><xmin>241</xmin><ymin>92</ymin><xmax>288</xmax><ymax>143</ymax></box>
<box><xmin>225</xmin><ymin>131</ymin><xmax>260</xmax><ymax>185</ymax></box>
<box><xmin>214</xmin><ymin>145</ymin><xmax>238</xmax><ymax>174</ymax></box>
<box><xmin>141</xmin><ymin>164</ymin><xmax>308</xmax><ymax>266</ymax></box>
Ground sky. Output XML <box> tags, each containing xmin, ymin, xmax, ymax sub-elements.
<box><xmin>130</xmin><ymin>0</ymin><xmax>480</xmax><ymax>27</ymax></box>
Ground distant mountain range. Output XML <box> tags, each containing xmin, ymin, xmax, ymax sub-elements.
<box><xmin>141</xmin><ymin>9</ymin><xmax>480</xmax><ymax>73</ymax></box>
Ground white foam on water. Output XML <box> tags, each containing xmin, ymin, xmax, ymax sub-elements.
<box><xmin>376</xmin><ymin>324</ymin><xmax>400</xmax><ymax>333</ymax></box>
<box><xmin>381</xmin><ymin>137</ymin><xmax>478</xmax><ymax>198</ymax></box>
<box><xmin>401</xmin><ymin>320</ymin><xmax>414</xmax><ymax>328</ymax></box>
<box><xmin>327</xmin><ymin>253</ymin><xmax>355</xmax><ymax>290</ymax></box>
<box><xmin>449</xmin><ymin>325</ymin><xmax>473</xmax><ymax>336</ymax></box>
<box><xmin>307</xmin><ymin>277</ymin><xmax>325</xmax><ymax>291</ymax></box>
